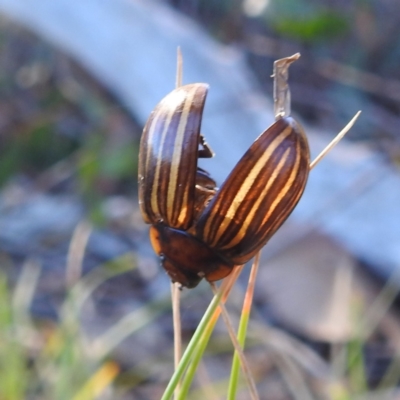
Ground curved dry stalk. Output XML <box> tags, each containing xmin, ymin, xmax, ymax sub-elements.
<box><xmin>273</xmin><ymin>54</ymin><xmax>361</xmax><ymax>170</ymax></box>
<box><xmin>273</xmin><ymin>53</ymin><xmax>300</xmax><ymax>118</ymax></box>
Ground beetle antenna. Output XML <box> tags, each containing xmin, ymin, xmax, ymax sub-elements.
<box><xmin>209</xmin><ymin>281</ymin><xmax>260</xmax><ymax>400</ymax></box>
<box><xmin>309</xmin><ymin>111</ymin><xmax>361</xmax><ymax>170</ymax></box>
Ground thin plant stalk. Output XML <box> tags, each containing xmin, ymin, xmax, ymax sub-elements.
<box><xmin>273</xmin><ymin>53</ymin><xmax>300</xmax><ymax>119</ymax></box>
<box><xmin>168</xmin><ymin>53</ymin><xmax>362</xmax><ymax>400</ymax></box>
<box><xmin>176</xmin><ymin>299</ymin><xmax>223</xmax><ymax>400</ymax></box>
<box><xmin>226</xmin><ymin>54</ymin><xmax>300</xmax><ymax>400</ymax></box>
<box><xmin>161</xmin><ymin>284</ymin><xmax>224</xmax><ymax>400</ymax></box>
<box><xmin>349</xmin><ymin>266</ymin><xmax>400</xmax><ymax>391</ymax></box>
<box><xmin>223</xmin><ymin>122</ymin><xmax>362</xmax><ymax>396</ymax></box>
<box><xmin>171</xmin><ymin>47</ymin><xmax>184</xmax><ymax>398</ymax></box>
<box><xmin>161</xmin><ymin>266</ymin><xmax>243</xmax><ymax>400</ymax></box>
<box><xmin>171</xmin><ymin>282</ymin><xmax>182</xmax><ymax>396</ymax></box>
<box><xmin>273</xmin><ymin>53</ymin><xmax>361</xmax><ymax>173</ymax></box>
<box><xmin>65</xmin><ymin>221</ymin><xmax>91</xmax><ymax>288</ymax></box>
<box><xmin>274</xmin><ymin>354</ymin><xmax>316</xmax><ymax>400</ymax></box>
<box><xmin>176</xmin><ymin>47</ymin><xmax>183</xmax><ymax>88</ymax></box>
<box><xmin>176</xmin><ymin>266</ymin><xmax>244</xmax><ymax>400</ymax></box>
<box><xmin>195</xmin><ymin>362</ymin><xmax>220</xmax><ymax>400</ymax></box>
<box><xmin>227</xmin><ymin>252</ymin><xmax>260</xmax><ymax>400</ymax></box>
<box><xmin>309</xmin><ymin>111</ymin><xmax>361</xmax><ymax>170</ymax></box>
<box><xmin>209</xmin><ymin>282</ymin><xmax>259</xmax><ymax>400</ymax></box>
<box><xmin>225</xmin><ymin>54</ymin><xmax>361</xmax><ymax>400</ymax></box>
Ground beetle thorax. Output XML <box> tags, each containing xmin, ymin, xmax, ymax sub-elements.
<box><xmin>149</xmin><ymin>224</ymin><xmax>233</xmax><ymax>288</ymax></box>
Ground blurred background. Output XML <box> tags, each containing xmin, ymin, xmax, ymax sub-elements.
<box><xmin>0</xmin><ymin>0</ymin><xmax>400</xmax><ymax>399</ymax></box>
<box><xmin>171</xmin><ymin>0</ymin><xmax>400</xmax><ymax>155</ymax></box>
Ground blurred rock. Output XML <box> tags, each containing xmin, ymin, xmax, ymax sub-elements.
<box><xmin>256</xmin><ymin>232</ymin><xmax>361</xmax><ymax>342</ymax></box>
<box><xmin>0</xmin><ymin>191</ymin><xmax>83</xmax><ymax>251</ymax></box>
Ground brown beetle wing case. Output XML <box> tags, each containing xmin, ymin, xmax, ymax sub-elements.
<box><xmin>138</xmin><ymin>83</ymin><xmax>209</xmax><ymax>230</ymax></box>
<box><xmin>195</xmin><ymin>117</ymin><xmax>310</xmax><ymax>265</ymax></box>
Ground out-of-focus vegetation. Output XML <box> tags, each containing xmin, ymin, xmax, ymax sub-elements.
<box><xmin>0</xmin><ymin>254</ymin><xmax>165</xmax><ymax>400</ymax></box>
<box><xmin>168</xmin><ymin>0</ymin><xmax>400</xmax><ymax>161</ymax></box>
<box><xmin>0</xmin><ymin>21</ymin><xmax>141</xmax><ymax>222</ymax></box>
<box><xmin>0</xmin><ymin>21</ymin><xmax>144</xmax><ymax>399</ymax></box>
<box><xmin>1</xmin><ymin>1</ymin><xmax>400</xmax><ymax>204</ymax></box>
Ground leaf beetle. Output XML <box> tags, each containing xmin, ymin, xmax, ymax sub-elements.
<box><xmin>138</xmin><ymin>83</ymin><xmax>310</xmax><ymax>288</ymax></box>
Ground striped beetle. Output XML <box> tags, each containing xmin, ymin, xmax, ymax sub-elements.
<box><xmin>138</xmin><ymin>83</ymin><xmax>310</xmax><ymax>288</ymax></box>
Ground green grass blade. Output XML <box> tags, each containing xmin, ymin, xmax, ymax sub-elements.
<box><xmin>228</xmin><ymin>253</ymin><xmax>260</xmax><ymax>400</ymax></box>
<box><xmin>176</xmin><ymin>306</ymin><xmax>220</xmax><ymax>400</ymax></box>
<box><xmin>166</xmin><ymin>267</ymin><xmax>244</xmax><ymax>400</ymax></box>
<box><xmin>161</xmin><ymin>287</ymin><xmax>224</xmax><ymax>400</ymax></box>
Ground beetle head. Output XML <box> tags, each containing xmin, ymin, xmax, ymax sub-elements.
<box><xmin>149</xmin><ymin>224</ymin><xmax>234</xmax><ymax>288</ymax></box>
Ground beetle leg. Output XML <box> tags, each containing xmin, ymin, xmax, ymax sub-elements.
<box><xmin>198</xmin><ymin>134</ymin><xmax>214</xmax><ymax>158</ymax></box>
<box><xmin>191</xmin><ymin>169</ymin><xmax>218</xmax><ymax>225</ymax></box>
<box><xmin>196</xmin><ymin>167</ymin><xmax>217</xmax><ymax>190</ymax></box>
<box><xmin>192</xmin><ymin>185</ymin><xmax>216</xmax><ymax>225</ymax></box>
<box><xmin>194</xmin><ymin>138</ymin><xmax>217</xmax><ymax>223</ymax></box>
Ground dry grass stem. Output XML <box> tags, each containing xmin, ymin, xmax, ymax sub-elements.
<box><xmin>273</xmin><ymin>53</ymin><xmax>301</xmax><ymax>119</ymax></box>
<box><xmin>171</xmin><ymin>47</ymin><xmax>184</xmax><ymax>398</ymax></box>
<box><xmin>12</xmin><ymin>259</ymin><xmax>42</xmax><ymax>347</ymax></box>
<box><xmin>243</xmin><ymin>252</ymin><xmax>260</xmax><ymax>314</ymax></box>
<box><xmin>274</xmin><ymin>353</ymin><xmax>316</xmax><ymax>400</ymax></box>
<box><xmin>65</xmin><ymin>220</ymin><xmax>92</xmax><ymax>288</ymax></box>
<box><xmin>209</xmin><ymin>281</ymin><xmax>259</xmax><ymax>400</ymax></box>
<box><xmin>176</xmin><ymin>47</ymin><xmax>183</xmax><ymax>88</ymax></box>
<box><xmin>171</xmin><ymin>281</ymin><xmax>182</xmax><ymax>397</ymax></box>
<box><xmin>309</xmin><ymin>111</ymin><xmax>361</xmax><ymax>170</ymax></box>
<box><xmin>196</xmin><ymin>361</ymin><xmax>221</xmax><ymax>400</ymax></box>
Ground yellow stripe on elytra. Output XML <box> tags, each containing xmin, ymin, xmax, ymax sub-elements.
<box><xmin>145</xmin><ymin>110</ymin><xmax>163</xmax><ymax>218</ymax></box>
<box><xmin>260</xmin><ymin>140</ymin><xmax>301</xmax><ymax>229</ymax></box>
<box><xmin>166</xmin><ymin>86</ymin><xmax>197</xmax><ymax>225</ymax></box>
<box><xmin>220</xmin><ymin>146</ymin><xmax>291</xmax><ymax>250</ymax></box>
<box><xmin>150</xmin><ymin>93</ymin><xmax>184</xmax><ymax>219</ymax></box>
<box><xmin>206</xmin><ymin>124</ymin><xmax>293</xmax><ymax>246</ymax></box>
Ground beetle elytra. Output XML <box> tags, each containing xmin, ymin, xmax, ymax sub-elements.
<box><xmin>138</xmin><ymin>83</ymin><xmax>310</xmax><ymax>288</ymax></box>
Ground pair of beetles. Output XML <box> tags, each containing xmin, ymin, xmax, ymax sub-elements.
<box><xmin>138</xmin><ymin>83</ymin><xmax>309</xmax><ymax>288</ymax></box>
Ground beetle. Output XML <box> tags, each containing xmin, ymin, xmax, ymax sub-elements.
<box><xmin>138</xmin><ymin>83</ymin><xmax>310</xmax><ymax>288</ymax></box>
